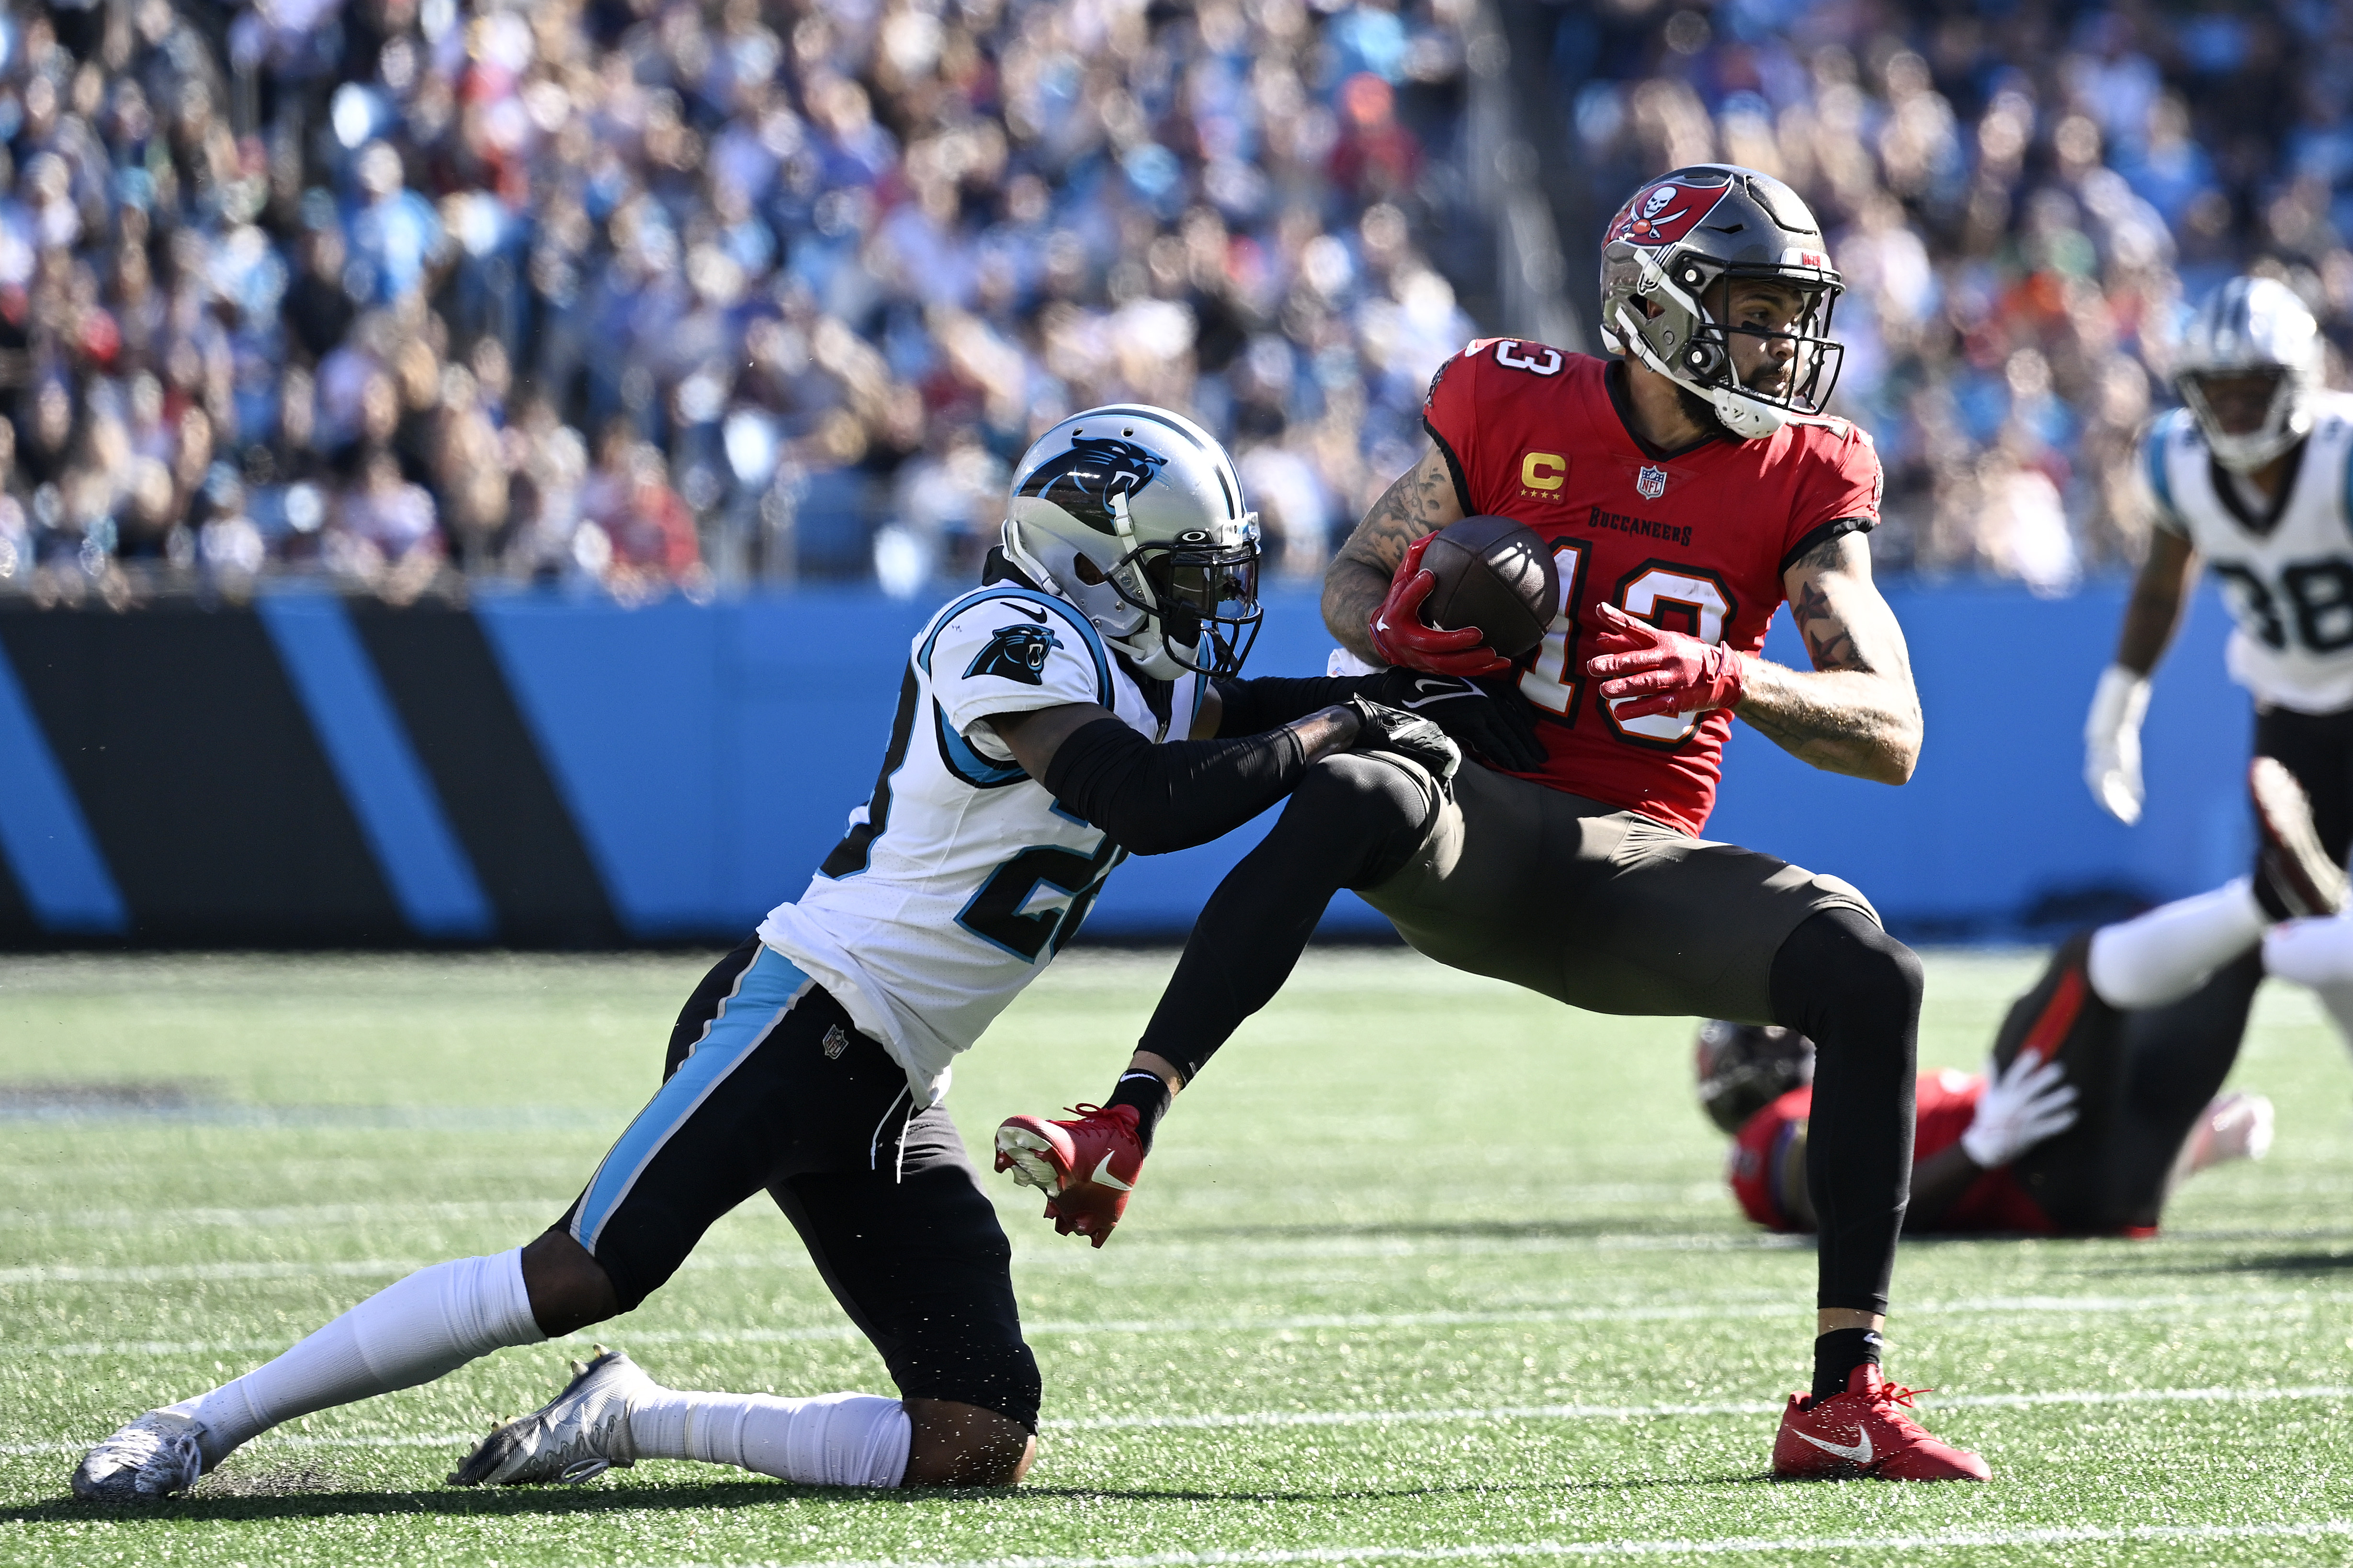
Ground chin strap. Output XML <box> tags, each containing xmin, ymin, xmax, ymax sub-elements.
<box><xmin>1616</xmin><ymin>300</ymin><xmax>1789</xmax><ymax>440</ymax></box>
<box><xmin>999</xmin><ymin>516</ymin><xmax>1177</xmax><ymax>675</ymax></box>
<box><xmin>997</xmin><ymin>519</ymin><xmax>1067</xmax><ymax>600</ymax></box>
<box><xmin>1101</xmin><ymin>491</ymin><xmax>1189</xmax><ymax>677</ymax></box>
<box><xmin>1615</xmin><ymin>257</ymin><xmax>1839</xmax><ymax>440</ymax></box>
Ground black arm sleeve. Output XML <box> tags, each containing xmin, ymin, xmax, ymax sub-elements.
<box><xmin>1210</xmin><ymin>676</ymin><xmax>1365</xmax><ymax>738</ymax></box>
<box><xmin>1041</xmin><ymin>717</ymin><xmax>1308</xmax><ymax>856</ymax></box>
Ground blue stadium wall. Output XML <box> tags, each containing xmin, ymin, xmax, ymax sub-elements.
<box><xmin>0</xmin><ymin>583</ymin><xmax>2251</xmax><ymax>948</ymax></box>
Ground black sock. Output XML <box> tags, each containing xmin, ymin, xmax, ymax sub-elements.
<box><xmin>1811</xmin><ymin>1328</ymin><xmax>1884</xmax><ymax>1400</ymax></box>
<box><xmin>1105</xmin><ymin>1070</ymin><xmax>1173</xmax><ymax>1155</ymax></box>
<box><xmin>1771</xmin><ymin>908</ymin><xmax>1920</xmax><ymax>1322</ymax></box>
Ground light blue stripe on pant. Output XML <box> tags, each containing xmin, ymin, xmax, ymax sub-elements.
<box><xmin>571</xmin><ymin>947</ymin><xmax>812</xmax><ymax>1251</ymax></box>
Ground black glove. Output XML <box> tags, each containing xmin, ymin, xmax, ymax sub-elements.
<box><xmin>1344</xmin><ymin>698</ymin><xmax>1461</xmax><ymax>789</ymax></box>
<box><xmin>1363</xmin><ymin>670</ymin><xmax>1546</xmax><ymax>773</ymax></box>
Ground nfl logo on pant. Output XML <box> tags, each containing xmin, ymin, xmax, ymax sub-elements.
<box><xmin>822</xmin><ymin>1025</ymin><xmax>849</xmax><ymax>1060</ymax></box>
<box><xmin>1637</xmin><ymin>465</ymin><xmax>1668</xmax><ymax>500</ymax></box>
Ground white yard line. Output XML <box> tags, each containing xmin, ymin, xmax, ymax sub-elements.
<box><xmin>0</xmin><ymin>1200</ymin><xmax>564</xmax><ymax>1231</ymax></box>
<box><xmin>1046</xmin><ymin>1381</ymin><xmax>2353</xmax><ymax>1431</ymax></box>
<box><xmin>0</xmin><ymin>1259</ymin><xmax>427</xmax><ymax>1286</ymax></box>
<box><xmin>0</xmin><ymin>1187</ymin><xmax>1726</xmax><ymax>1233</ymax></box>
<box><xmin>0</xmin><ymin>1431</ymin><xmax>471</xmax><ymax>1457</ymax></box>
<box><xmin>702</xmin><ymin>1520</ymin><xmax>2353</xmax><ymax>1567</ymax></box>
<box><xmin>8</xmin><ymin>1382</ymin><xmax>2352</xmax><ymax>1458</ymax></box>
<box><xmin>6</xmin><ymin>1287</ymin><xmax>2345</xmax><ymax>1360</ymax></box>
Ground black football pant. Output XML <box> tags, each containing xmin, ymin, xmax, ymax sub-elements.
<box><xmin>2003</xmin><ymin>942</ymin><xmax>2260</xmax><ymax>1234</ymax></box>
<box><xmin>557</xmin><ymin>937</ymin><xmax>1041</xmax><ymax>1429</ymax></box>
<box><xmin>1138</xmin><ymin>754</ymin><xmax>1915</xmax><ymax>1316</ymax></box>
<box><xmin>2027</xmin><ymin>702</ymin><xmax>2353</xmax><ymax>1229</ymax></box>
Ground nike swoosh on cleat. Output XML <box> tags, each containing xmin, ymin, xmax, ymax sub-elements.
<box><xmin>1793</xmin><ymin>1428</ymin><xmax>1873</xmax><ymax>1465</ymax></box>
<box><xmin>1088</xmin><ymin>1154</ymin><xmax>1134</xmax><ymax>1191</ymax></box>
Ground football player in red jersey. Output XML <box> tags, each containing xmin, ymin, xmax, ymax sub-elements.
<box><xmin>1703</xmin><ymin>982</ymin><xmax>2273</xmax><ymax>1242</ymax></box>
<box><xmin>999</xmin><ymin>166</ymin><xmax>1980</xmax><ymax>1481</ymax></box>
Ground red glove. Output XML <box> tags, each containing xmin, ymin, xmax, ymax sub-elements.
<box><xmin>1367</xmin><ymin>534</ymin><xmax>1512</xmax><ymax>677</ymax></box>
<box><xmin>1585</xmin><ymin>602</ymin><xmax>1748</xmax><ymax>721</ymax></box>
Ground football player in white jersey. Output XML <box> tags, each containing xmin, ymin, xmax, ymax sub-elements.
<box><xmin>70</xmin><ymin>405</ymin><xmax>1535</xmax><ymax>1502</ymax></box>
<box><xmin>2073</xmin><ymin>275</ymin><xmax>2353</xmax><ymax>1095</ymax></box>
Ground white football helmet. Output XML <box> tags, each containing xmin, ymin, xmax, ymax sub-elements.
<box><xmin>2174</xmin><ymin>276</ymin><xmax>2324</xmax><ymax>473</ymax></box>
<box><xmin>1000</xmin><ymin>405</ymin><xmax>1262</xmax><ymax>679</ymax></box>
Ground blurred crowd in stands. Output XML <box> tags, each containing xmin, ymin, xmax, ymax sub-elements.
<box><xmin>0</xmin><ymin>0</ymin><xmax>2348</xmax><ymax>601</ymax></box>
<box><xmin>1552</xmin><ymin>0</ymin><xmax>2353</xmax><ymax>591</ymax></box>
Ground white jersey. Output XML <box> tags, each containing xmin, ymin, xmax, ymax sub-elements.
<box><xmin>2146</xmin><ymin>395</ymin><xmax>2353</xmax><ymax>714</ymax></box>
<box><xmin>759</xmin><ymin>583</ymin><xmax>1204</xmax><ymax>1104</ymax></box>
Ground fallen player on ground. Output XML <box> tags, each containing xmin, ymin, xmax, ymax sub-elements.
<box><xmin>1700</xmin><ymin>1002</ymin><xmax>2272</xmax><ymax>1238</ymax></box>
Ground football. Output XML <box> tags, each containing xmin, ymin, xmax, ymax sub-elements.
<box><xmin>1414</xmin><ymin>515</ymin><xmax>1561</xmax><ymax>658</ymax></box>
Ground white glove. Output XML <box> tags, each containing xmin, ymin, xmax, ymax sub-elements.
<box><xmin>2083</xmin><ymin>665</ymin><xmax>2151</xmax><ymax>825</ymax></box>
<box><xmin>1959</xmin><ymin>1051</ymin><xmax>2081</xmax><ymax>1169</ymax></box>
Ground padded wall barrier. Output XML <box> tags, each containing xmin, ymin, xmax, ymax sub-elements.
<box><xmin>0</xmin><ymin>582</ymin><xmax>2247</xmax><ymax>947</ymax></box>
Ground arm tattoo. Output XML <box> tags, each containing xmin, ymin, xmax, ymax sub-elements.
<box><xmin>1790</xmin><ymin>579</ymin><xmax>1866</xmax><ymax>673</ymax></box>
<box><xmin>1731</xmin><ymin>535</ymin><xmax>1921</xmax><ymax>782</ymax></box>
<box><xmin>1323</xmin><ymin>450</ymin><xmax>1462</xmax><ymax>655</ymax></box>
<box><xmin>1787</xmin><ymin>534</ymin><xmax>1849</xmax><ymax>574</ymax></box>
<box><xmin>1340</xmin><ymin>461</ymin><xmax>1454</xmax><ymax>576</ymax></box>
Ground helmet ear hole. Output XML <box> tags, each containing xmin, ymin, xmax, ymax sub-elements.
<box><xmin>1005</xmin><ymin>402</ymin><xmax>1265</xmax><ymax>677</ymax></box>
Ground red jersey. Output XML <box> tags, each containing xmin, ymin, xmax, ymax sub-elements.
<box><xmin>1421</xmin><ymin>343</ymin><xmax>1883</xmax><ymax>834</ymax></box>
<box><xmin>1727</xmin><ymin>1072</ymin><xmax>2057</xmax><ymax>1236</ymax></box>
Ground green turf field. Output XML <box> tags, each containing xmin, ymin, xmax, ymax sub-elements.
<box><xmin>4</xmin><ymin>948</ymin><xmax>2353</xmax><ymax>1566</ymax></box>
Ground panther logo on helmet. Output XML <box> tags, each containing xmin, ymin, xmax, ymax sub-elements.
<box><xmin>1016</xmin><ymin>436</ymin><xmax>1167</xmax><ymax>537</ymax></box>
<box><xmin>1001</xmin><ymin>404</ymin><xmax>1262</xmax><ymax>680</ymax></box>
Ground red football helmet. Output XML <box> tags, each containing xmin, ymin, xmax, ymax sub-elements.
<box><xmin>1599</xmin><ymin>164</ymin><xmax>1846</xmax><ymax>439</ymax></box>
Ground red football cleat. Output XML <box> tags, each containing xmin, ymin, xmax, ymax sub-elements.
<box><xmin>1772</xmin><ymin>1365</ymin><xmax>1990</xmax><ymax>1482</ymax></box>
<box><xmin>994</xmin><ymin>1103</ymin><xmax>1144</xmax><ymax>1248</ymax></box>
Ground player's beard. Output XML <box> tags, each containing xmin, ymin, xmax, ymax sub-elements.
<box><xmin>1679</xmin><ymin>355</ymin><xmax>1798</xmax><ymax>440</ymax></box>
<box><xmin>1674</xmin><ymin>380</ymin><xmax>1732</xmax><ymax>440</ymax></box>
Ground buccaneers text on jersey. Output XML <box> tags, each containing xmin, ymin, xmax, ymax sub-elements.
<box><xmin>1422</xmin><ymin>339</ymin><xmax>1884</xmax><ymax>833</ymax></box>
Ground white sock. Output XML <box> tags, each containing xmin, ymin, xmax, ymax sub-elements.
<box><xmin>2314</xmin><ymin>982</ymin><xmax>2353</xmax><ymax>1057</ymax></box>
<box><xmin>166</xmin><ymin>1250</ymin><xmax>543</xmax><ymax>1466</ymax></box>
<box><xmin>627</xmin><ymin>1387</ymin><xmax>910</xmax><ymax>1488</ymax></box>
<box><xmin>2087</xmin><ymin>880</ymin><xmax>2267</xmax><ymax>1009</ymax></box>
<box><xmin>2264</xmin><ymin>914</ymin><xmax>2353</xmax><ymax>987</ymax></box>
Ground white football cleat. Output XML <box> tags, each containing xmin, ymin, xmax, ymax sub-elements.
<box><xmin>448</xmin><ymin>1347</ymin><xmax>648</xmax><ymax>1486</ymax></box>
<box><xmin>71</xmin><ymin>1409</ymin><xmax>208</xmax><ymax>1501</ymax></box>
<box><xmin>2187</xmin><ymin>1091</ymin><xmax>2275</xmax><ymax>1174</ymax></box>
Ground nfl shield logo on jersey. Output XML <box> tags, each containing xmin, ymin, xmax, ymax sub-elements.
<box><xmin>1636</xmin><ymin>465</ymin><xmax>1668</xmax><ymax>500</ymax></box>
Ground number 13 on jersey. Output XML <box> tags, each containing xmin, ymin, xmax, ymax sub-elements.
<box><xmin>1516</xmin><ymin>541</ymin><xmax>1735</xmax><ymax>745</ymax></box>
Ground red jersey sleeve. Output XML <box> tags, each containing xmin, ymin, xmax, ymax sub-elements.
<box><xmin>1778</xmin><ymin>419</ymin><xmax>1885</xmax><ymax>574</ymax></box>
<box><xmin>1424</xmin><ymin>338</ymin><xmax>1578</xmax><ymax>516</ymax></box>
<box><xmin>1420</xmin><ymin>340</ymin><xmax>1491</xmax><ymax>516</ymax></box>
